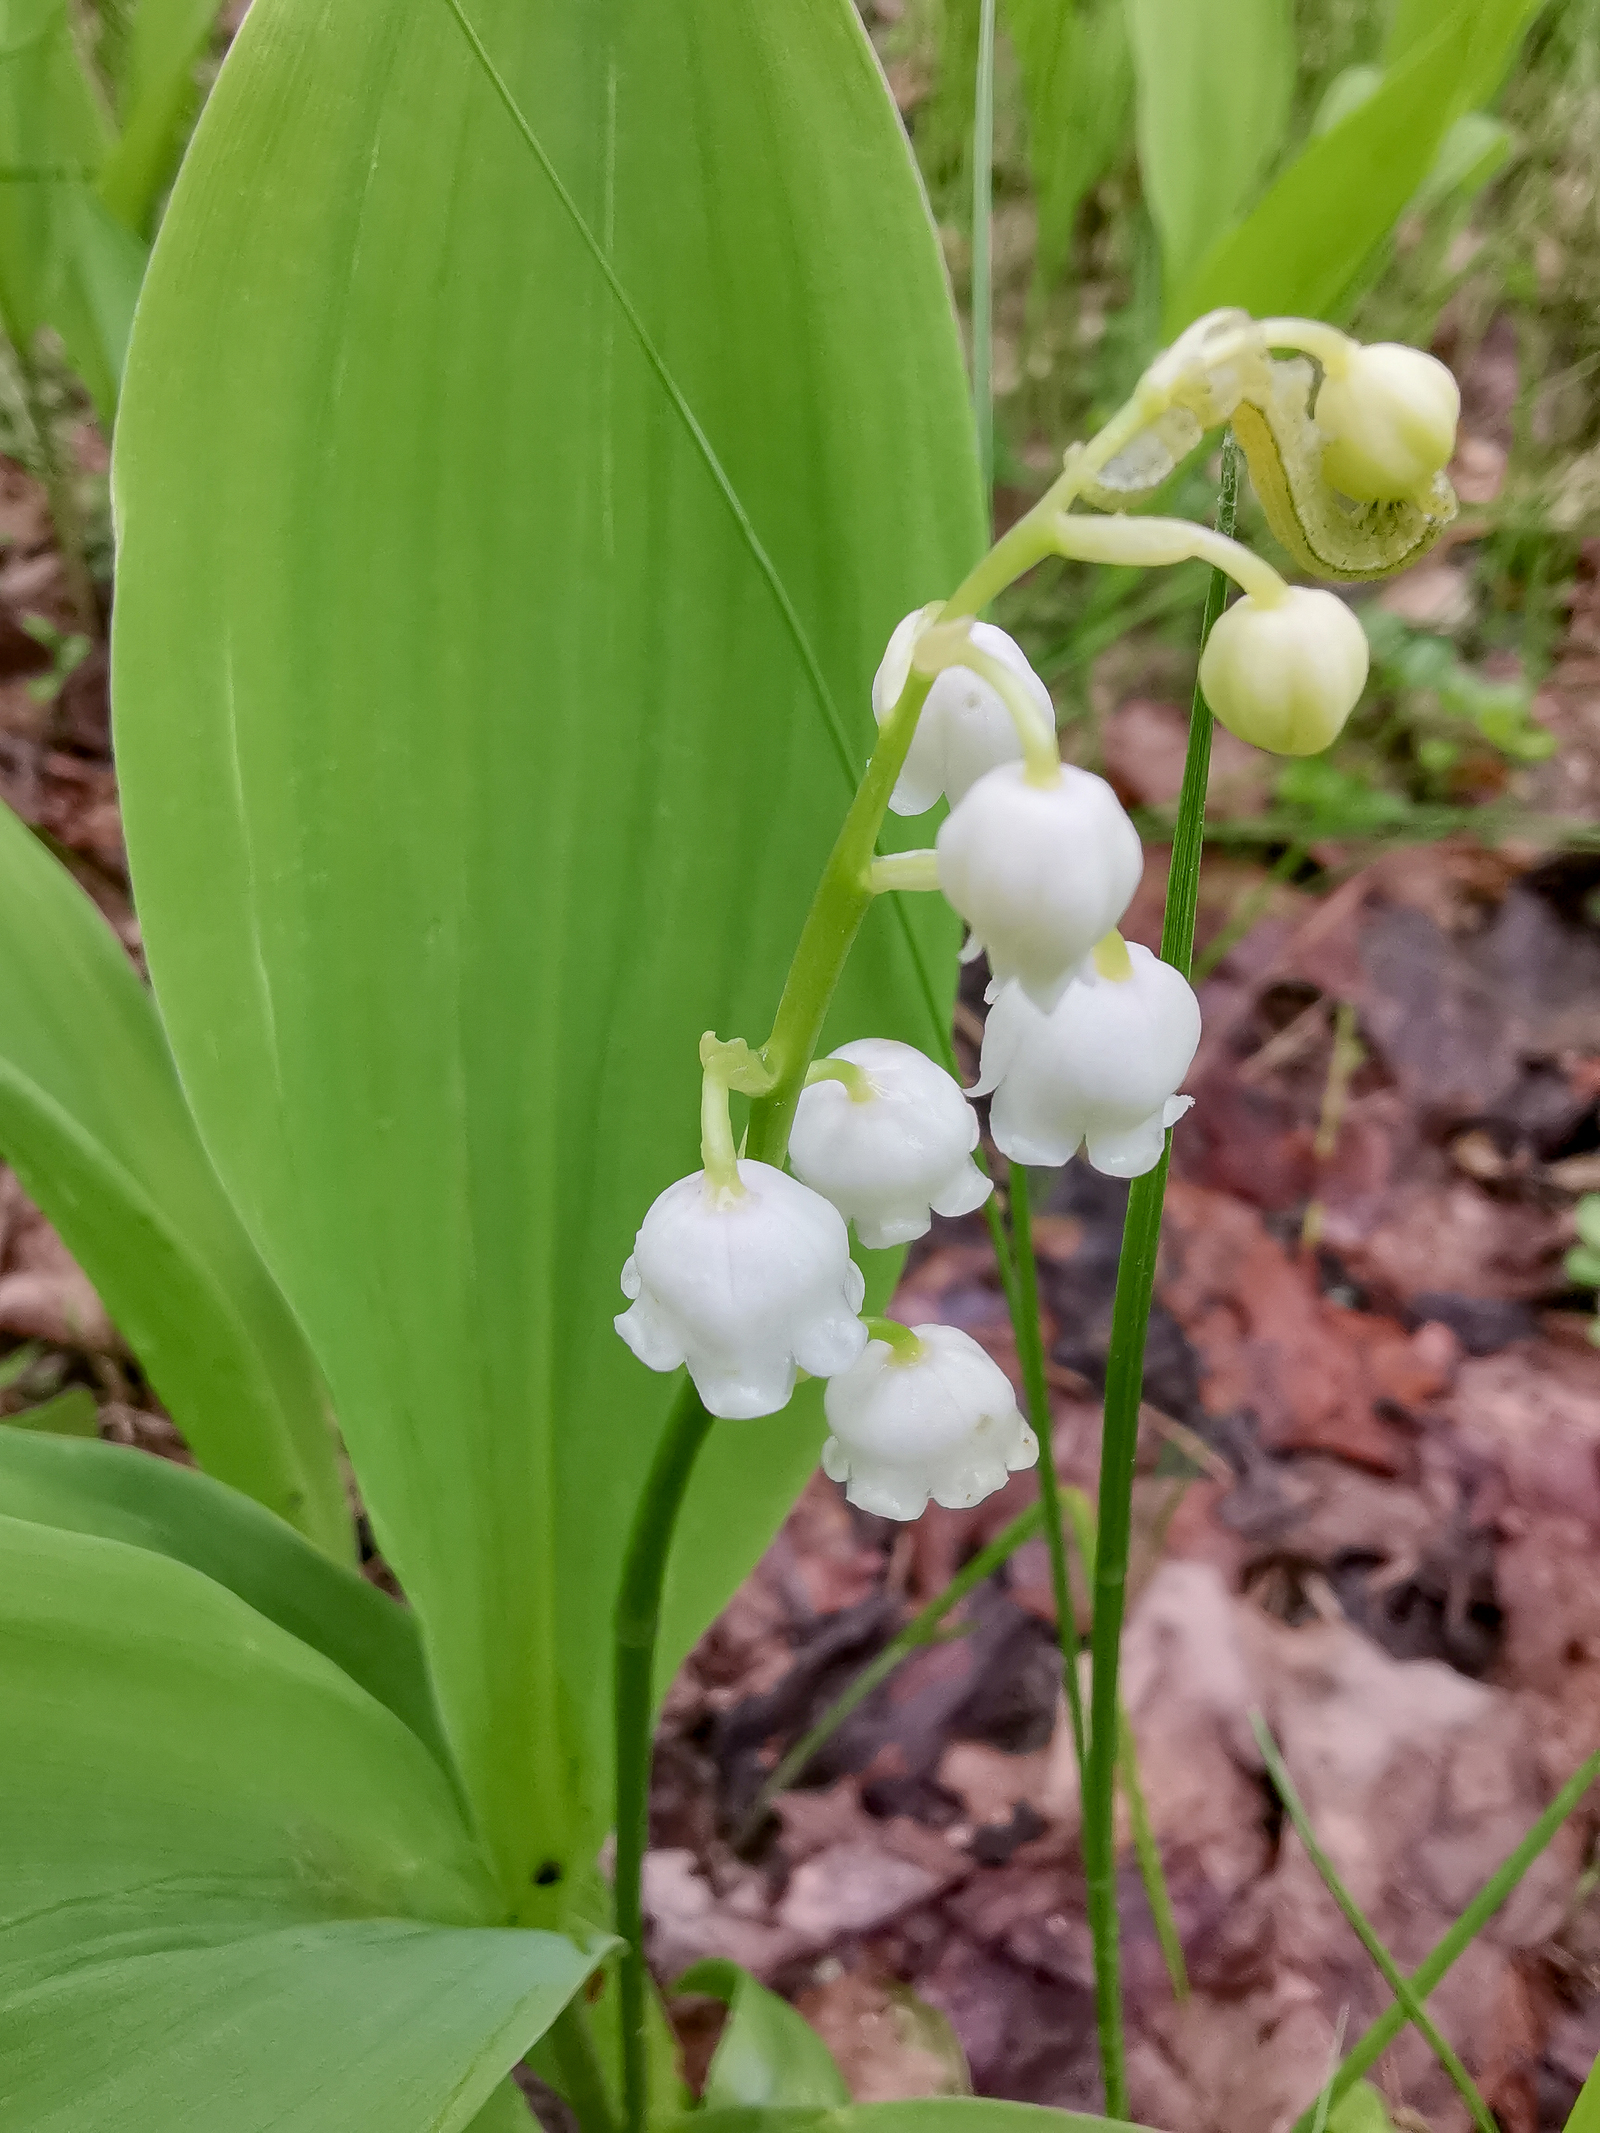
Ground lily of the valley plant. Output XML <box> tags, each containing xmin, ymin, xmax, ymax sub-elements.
<box><xmin>0</xmin><ymin>3</ymin><xmax>1499</xmax><ymax>2130</ymax></box>
<box><xmin>605</xmin><ymin>302</ymin><xmax>1458</xmax><ymax>2126</ymax></box>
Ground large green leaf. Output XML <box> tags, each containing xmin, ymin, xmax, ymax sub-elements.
<box><xmin>1567</xmin><ymin>2052</ymin><xmax>1600</xmax><ymax>2133</ymax></box>
<box><xmin>1384</xmin><ymin>0</ymin><xmax>1530</xmax><ymax>105</ymax></box>
<box><xmin>0</xmin><ymin>798</ymin><xmax>350</xmax><ymax>1556</ymax></box>
<box><xmin>0</xmin><ymin>1511</ymin><xmax>597</xmax><ymax>2130</ymax></box>
<box><xmin>1167</xmin><ymin>0</ymin><xmax>1542</xmax><ymax>329</ymax></box>
<box><xmin>46</xmin><ymin>181</ymin><xmax>147</xmax><ymax>425</ymax></box>
<box><xmin>1126</xmin><ymin>0</ymin><xmax>1294</xmax><ymax>293</ymax></box>
<box><xmin>1004</xmin><ymin>0</ymin><xmax>1132</xmax><ymax>303</ymax></box>
<box><xmin>679</xmin><ymin>1960</ymin><xmax>850</xmax><ymax>2111</ymax></box>
<box><xmin>0</xmin><ymin>1422</ymin><xmax>448</xmax><ymax>1766</ymax></box>
<box><xmin>466</xmin><ymin>2083</ymin><xmax>537</xmax><ymax>2132</ymax></box>
<box><xmin>112</xmin><ymin>0</ymin><xmax>978</xmax><ymax>1916</ymax></box>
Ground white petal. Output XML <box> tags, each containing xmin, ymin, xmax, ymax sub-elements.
<box><xmin>1083</xmin><ymin>1110</ymin><xmax>1169</xmax><ymax>1178</ymax></box>
<box><xmin>692</xmin><ymin>1353</ymin><xmax>800</xmax><ymax>1421</ymax></box>
<box><xmin>853</xmin><ymin>1208</ymin><xmax>934</xmax><ymax>1250</ymax></box>
<box><xmin>820</xmin><ymin>1325</ymin><xmax>1029</xmax><ymax>1523</ymax></box>
<box><xmin>928</xmin><ymin>1156</ymin><xmax>994</xmax><ymax>1220</ymax></box>
<box><xmin>978</xmin><ymin>946</ymin><xmax>1200</xmax><ymax>1176</ymax></box>
<box><xmin>887</xmin><ymin>762</ymin><xmax>947</xmax><ymax>817</ymax></box>
<box><xmin>936</xmin><ymin>763</ymin><xmax>1143</xmax><ymax>1010</ymax></box>
<box><xmin>793</xmin><ymin>1309</ymin><xmax>870</xmax><ymax>1380</ymax></box>
<box><xmin>790</xmin><ymin>1039</ymin><xmax>985</xmax><ymax>1254</ymax></box>
<box><xmin>844</xmin><ymin>1469</ymin><xmax>934</xmax><ymax>1521</ymax></box>
<box><xmin>872</xmin><ymin>605</ymin><xmax>941</xmax><ymax>723</ymax></box>
<box><xmin>614</xmin><ymin>1160</ymin><xmax>867</xmax><ymax>1411</ymax></box>
<box><xmin>614</xmin><ymin>1295</ymin><xmax>687</xmax><ymax>1373</ymax></box>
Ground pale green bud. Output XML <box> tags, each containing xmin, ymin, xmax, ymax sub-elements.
<box><xmin>1198</xmin><ymin>586</ymin><xmax>1370</xmax><ymax>757</ymax></box>
<box><xmin>1316</xmin><ymin>342</ymin><xmax>1460</xmax><ymax>503</ymax></box>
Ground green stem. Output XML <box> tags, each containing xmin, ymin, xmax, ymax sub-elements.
<box><xmin>15</xmin><ymin>353</ymin><xmax>98</xmax><ymax>635</ymax></box>
<box><xmin>1120</xmin><ymin>1706</ymin><xmax>1188</xmax><ymax>2002</ymax></box>
<box><xmin>1007</xmin><ymin>1163</ymin><xmax>1087</xmax><ymax>1774</ymax></box>
<box><xmin>932</xmin><ymin>631</ymin><xmax>1061</xmax><ymax>781</ymax></box>
<box><xmin>1082</xmin><ymin>437</ymin><xmax>1240</xmax><ymax>2118</ymax></box>
<box><xmin>861</xmin><ymin>1315</ymin><xmax>927</xmax><ymax>1361</ymax></box>
<box><xmin>745</xmin><ymin>666</ymin><xmax>933</xmax><ymax>1165</ymax></box>
<box><xmin>614</xmin><ymin>1379</ymin><xmax>717</xmax><ymax>2133</ymax></box>
<box><xmin>543</xmin><ymin>2000</ymin><xmax>621</xmax><ymax>2133</ymax></box>
<box><xmin>1252</xmin><ymin>1715</ymin><xmax>1492</xmax><ymax>2133</ymax></box>
<box><xmin>736</xmin><ymin>1500</ymin><xmax>1044</xmax><ymax>1846</ymax></box>
<box><xmin>699</xmin><ymin>1069</ymin><xmax>743</xmax><ymax>1197</ymax></box>
<box><xmin>1163</xmin><ymin>437</ymin><xmax>1240</xmax><ymax>979</ymax></box>
<box><xmin>971</xmin><ymin>0</ymin><xmax>996</xmax><ymax>506</ymax></box>
<box><xmin>1288</xmin><ymin>1741</ymin><xmax>1600</xmax><ymax>2133</ymax></box>
<box><xmin>805</xmin><ymin>1057</ymin><xmax>873</xmax><ymax>1099</ymax></box>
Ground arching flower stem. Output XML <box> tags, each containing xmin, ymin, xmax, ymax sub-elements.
<box><xmin>698</xmin><ymin>1067</ymin><xmax>744</xmax><ymax>1202</ymax></box>
<box><xmin>745</xmin><ymin>668</ymin><xmax>935</xmax><ymax>1165</ymax></box>
<box><xmin>866</xmin><ymin>849</ymin><xmax>941</xmax><ymax>894</ymax></box>
<box><xmin>1256</xmin><ymin>315</ymin><xmax>1356</xmax><ymax>376</ymax></box>
<box><xmin>915</xmin><ymin>621</ymin><xmax>1062</xmax><ymax>784</ymax></box>
<box><xmin>1051</xmin><ymin>509</ymin><xmax>1288</xmax><ymax>606</ymax></box>
<box><xmin>860</xmin><ymin>1314</ymin><xmax>926</xmax><ymax>1363</ymax></box>
<box><xmin>804</xmin><ymin>1057</ymin><xmax>874</xmax><ymax>1101</ymax></box>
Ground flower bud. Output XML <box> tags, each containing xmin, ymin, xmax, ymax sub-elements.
<box><xmin>789</xmin><ymin>1039</ymin><xmax>991</xmax><ymax>1249</ymax></box>
<box><xmin>616</xmin><ymin>1162</ymin><xmax>867</xmax><ymax>1419</ymax></box>
<box><xmin>935</xmin><ymin>762</ymin><xmax>1143</xmax><ymax>1010</ymax></box>
<box><xmin>822</xmin><ymin>1323</ymin><xmax>1038</xmax><ymax>1520</ymax></box>
<box><xmin>975</xmin><ymin>945</ymin><xmax>1200</xmax><ymax>1177</ymax></box>
<box><xmin>1198</xmin><ymin>586</ymin><xmax>1369</xmax><ymax>757</ymax></box>
<box><xmin>1315</xmin><ymin>342</ymin><xmax>1460</xmax><ymax>503</ymax></box>
<box><xmin>872</xmin><ymin>611</ymin><xmax>1050</xmax><ymax>815</ymax></box>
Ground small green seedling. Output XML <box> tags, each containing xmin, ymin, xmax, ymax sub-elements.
<box><xmin>20</xmin><ymin>614</ymin><xmax>92</xmax><ymax>706</ymax></box>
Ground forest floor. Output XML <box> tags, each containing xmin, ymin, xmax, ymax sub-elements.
<box><xmin>3</xmin><ymin>415</ymin><xmax>1600</xmax><ymax>2133</ymax></box>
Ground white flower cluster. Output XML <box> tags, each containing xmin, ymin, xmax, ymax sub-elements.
<box><xmin>614</xmin><ymin>621</ymin><xmax>1198</xmax><ymax>1518</ymax></box>
<box><xmin>614</xmin><ymin>318</ymin><xmax>1460</xmax><ymax>1522</ymax></box>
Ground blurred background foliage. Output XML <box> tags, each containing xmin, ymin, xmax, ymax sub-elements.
<box><xmin>869</xmin><ymin>0</ymin><xmax>1598</xmax><ymax>848</ymax></box>
<box><xmin>0</xmin><ymin>0</ymin><xmax>1596</xmax><ymax>856</ymax></box>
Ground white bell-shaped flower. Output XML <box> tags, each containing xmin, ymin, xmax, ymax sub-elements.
<box><xmin>789</xmin><ymin>1038</ymin><xmax>992</xmax><ymax>1249</ymax></box>
<box><xmin>872</xmin><ymin>610</ymin><xmax>1049</xmax><ymax>816</ymax></box>
<box><xmin>822</xmin><ymin>1322</ymin><xmax>1039</xmax><ymax>1520</ymax></box>
<box><xmin>1198</xmin><ymin>586</ymin><xmax>1369</xmax><ymax>757</ymax></box>
<box><xmin>935</xmin><ymin>762</ymin><xmax>1143</xmax><ymax>1011</ymax></box>
<box><xmin>1315</xmin><ymin>342</ymin><xmax>1460</xmax><ymax>504</ymax></box>
<box><xmin>616</xmin><ymin>1162</ymin><xmax>867</xmax><ymax>1420</ymax></box>
<box><xmin>976</xmin><ymin>941</ymin><xmax>1201</xmax><ymax>1177</ymax></box>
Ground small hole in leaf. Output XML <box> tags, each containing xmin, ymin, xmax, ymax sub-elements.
<box><xmin>532</xmin><ymin>1860</ymin><xmax>562</xmax><ymax>1887</ymax></box>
